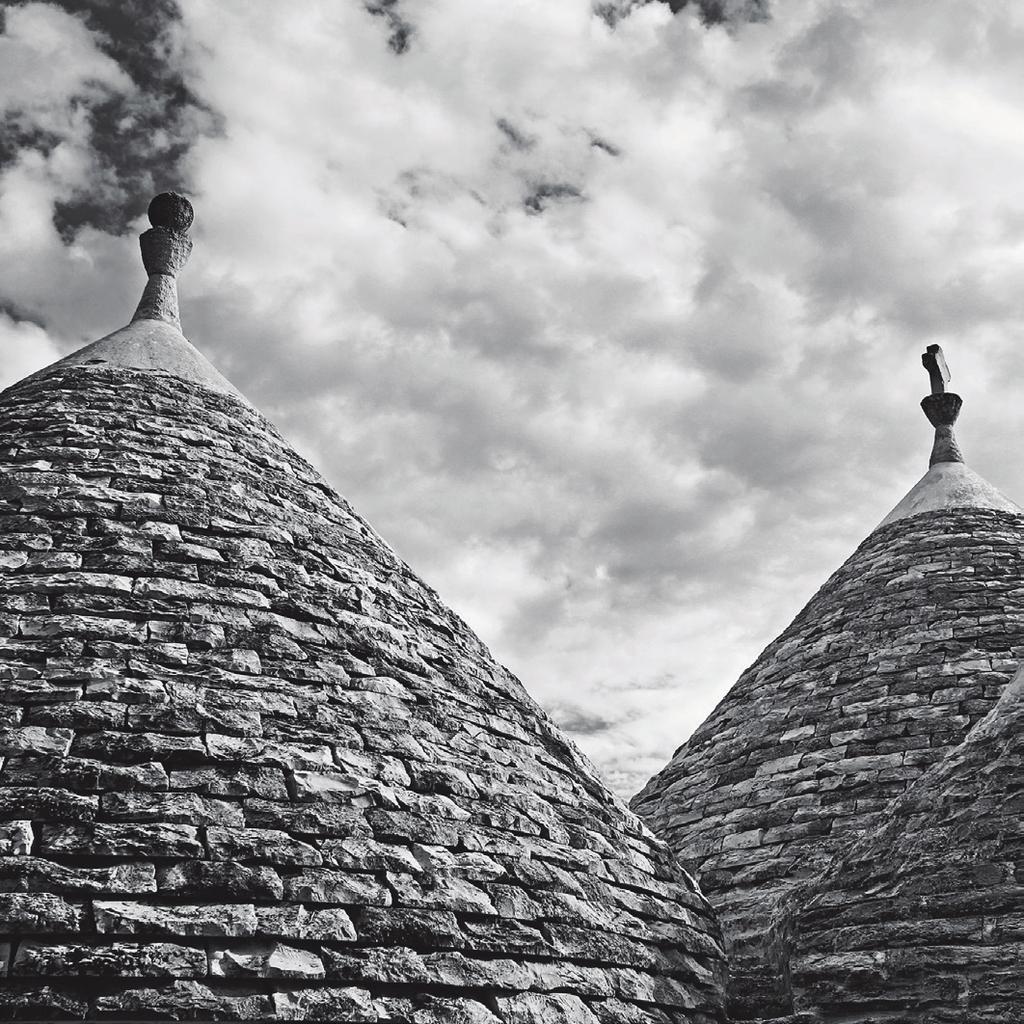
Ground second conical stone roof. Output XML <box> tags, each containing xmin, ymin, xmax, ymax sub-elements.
<box><xmin>0</xmin><ymin>196</ymin><xmax>726</xmax><ymax>1022</ymax></box>
<box><xmin>787</xmin><ymin>663</ymin><xmax>1024</xmax><ymax>1019</ymax></box>
<box><xmin>631</xmin><ymin>348</ymin><xmax>1024</xmax><ymax>1019</ymax></box>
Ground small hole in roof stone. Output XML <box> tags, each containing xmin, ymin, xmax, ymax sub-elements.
<box><xmin>84</xmin><ymin>359</ymin><xmax>107</xmax><ymax>364</ymax></box>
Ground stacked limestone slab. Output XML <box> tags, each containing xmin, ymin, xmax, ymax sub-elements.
<box><xmin>632</xmin><ymin>501</ymin><xmax>1024</xmax><ymax>1016</ymax></box>
<box><xmin>0</xmin><ymin>197</ymin><xmax>727</xmax><ymax>1022</ymax></box>
<box><xmin>788</xmin><ymin>664</ymin><xmax>1024</xmax><ymax>1020</ymax></box>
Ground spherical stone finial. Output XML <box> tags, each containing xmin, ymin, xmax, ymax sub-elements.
<box><xmin>148</xmin><ymin>192</ymin><xmax>194</xmax><ymax>234</ymax></box>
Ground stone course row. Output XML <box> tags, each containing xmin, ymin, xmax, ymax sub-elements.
<box><xmin>0</xmin><ymin>365</ymin><xmax>726</xmax><ymax>1021</ymax></box>
<box><xmin>632</xmin><ymin>505</ymin><xmax>1024</xmax><ymax>1017</ymax></box>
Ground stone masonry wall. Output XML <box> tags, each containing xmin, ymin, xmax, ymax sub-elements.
<box><xmin>788</xmin><ymin>669</ymin><xmax>1024</xmax><ymax>1020</ymax></box>
<box><xmin>0</xmin><ymin>365</ymin><xmax>726</xmax><ymax>1022</ymax></box>
<box><xmin>631</xmin><ymin>508</ymin><xmax>1024</xmax><ymax>1018</ymax></box>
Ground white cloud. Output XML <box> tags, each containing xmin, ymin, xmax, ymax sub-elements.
<box><xmin>0</xmin><ymin>3</ymin><xmax>130</xmax><ymax>127</ymax></box>
<box><xmin>0</xmin><ymin>4</ymin><xmax>141</xmax><ymax>341</ymax></box>
<box><xmin>5</xmin><ymin>0</ymin><xmax>1024</xmax><ymax>795</ymax></box>
<box><xmin>0</xmin><ymin>313</ymin><xmax>61</xmax><ymax>391</ymax></box>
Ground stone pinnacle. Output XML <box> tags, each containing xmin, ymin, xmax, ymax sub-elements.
<box><xmin>920</xmin><ymin>344</ymin><xmax>964</xmax><ymax>467</ymax></box>
<box><xmin>132</xmin><ymin>191</ymin><xmax>194</xmax><ymax>331</ymax></box>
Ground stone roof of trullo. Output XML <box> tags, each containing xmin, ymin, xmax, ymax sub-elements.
<box><xmin>786</xmin><ymin>662</ymin><xmax>1024</xmax><ymax>1020</ymax></box>
<box><xmin>630</xmin><ymin>347</ymin><xmax>1024</xmax><ymax>1020</ymax></box>
<box><xmin>0</xmin><ymin>195</ymin><xmax>727</xmax><ymax>1023</ymax></box>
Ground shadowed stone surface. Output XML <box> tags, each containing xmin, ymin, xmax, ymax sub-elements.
<box><xmin>0</xmin><ymin>352</ymin><xmax>726</xmax><ymax>1019</ymax></box>
<box><xmin>632</xmin><ymin>505</ymin><xmax>1024</xmax><ymax>1017</ymax></box>
<box><xmin>787</xmin><ymin>663</ymin><xmax>1024</xmax><ymax>1019</ymax></box>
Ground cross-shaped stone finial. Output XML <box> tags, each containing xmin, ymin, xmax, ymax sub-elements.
<box><xmin>920</xmin><ymin>344</ymin><xmax>963</xmax><ymax>467</ymax></box>
<box><xmin>922</xmin><ymin>344</ymin><xmax>951</xmax><ymax>395</ymax></box>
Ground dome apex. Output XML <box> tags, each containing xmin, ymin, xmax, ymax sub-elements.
<box><xmin>24</xmin><ymin>193</ymin><xmax>242</xmax><ymax>398</ymax></box>
<box><xmin>876</xmin><ymin>344</ymin><xmax>1020</xmax><ymax>528</ymax></box>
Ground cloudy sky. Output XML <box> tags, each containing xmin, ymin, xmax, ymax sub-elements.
<box><xmin>3</xmin><ymin>0</ymin><xmax>1024</xmax><ymax>796</ymax></box>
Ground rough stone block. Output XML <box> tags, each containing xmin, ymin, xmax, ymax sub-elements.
<box><xmin>420</xmin><ymin>951</ymin><xmax>531</xmax><ymax>990</ymax></box>
<box><xmin>0</xmin><ymin>754</ymin><xmax>169</xmax><ymax>792</ymax></box>
<box><xmin>0</xmin><ymin>857</ymin><xmax>156</xmax><ymax>896</ymax></box>
<box><xmin>12</xmin><ymin>940</ymin><xmax>206</xmax><ymax>978</ymax></box>
<box><xmin>205</xmin><ymin>734</ymin><xmax>333</xmax><ymax>769</ymax></box>
<box><xmin>157</xmin><ymin>861</ymin><xmax>284</xmax><ymax>900</ymax></box>
<box><xmin>495</xmin><ymin>993</ymin><xmax>600</xmax><ymax>1024</ymax></box>
<box><xmin>388</xmin><ymin>872</ymin><xmax>496</xmax><ymax>914</ymax></box>
<box><xmin>170</xmin><ymin>765</ymin><xmax>288</xmax><ymax>800</ymax></box>
<box><xmin>124</xmin><ymin>702</ymin><xmax>203</xmax><ymax>734</ymax></box>
<box><xmin>0</xmin><ymin>822</ymin><xmax>32</xmax><ymax>856</ymax></box>
<box><xmin>243</xmin><ymin>799</ymin><xmax>370</xmax><ymax>838</ymax></box>
<box><xmin>320</xmin><ymin>838</ymin><xmax>420</xmax><ymax>873</ymax></box>
<box><xmin>589</xmin><ymin>1000</ymin><xmax>672</xmax><ymax>1024</ymax></box>
<box><xmin>85</xmin><ymin>677</ymin><xmax>168</xmax><ymax>704</ymax></box>
<box><xmin>0</xmin><ymin>788</ymin><xmax>98</xmax><ymax>823</ymax></box>
<box><xmin>0</xmin><ymin>727</ymin><xmax>73</xmax><ymax>757</ymax></box>
<box><xmin>410</xmin><ymin>1000</ymin><xmax>501</xmax><ymax>1024</ymax></box>
<box><xmin>93</xmin><ymin>900</ymin><xmax>258</xmax><ymax>938</ymax></box>
<box><xmin>255</xmin><ymin>904</ymin><xmax>357</xmax><ymax>942</ymax></box>
<box><xmin>0</xmin><ymin>893</ymin><xmax>84</xmax><ymax>933</ymax></box>
<box><xmin>206</xmin><ymin>826</ymin><xmax>322</xmax><ymax>866</ymax></box>
<box><xmin>100</xmin><ymin>791</ymin><xmax>244</xmax><ymax>827</ymax></box>
<box><xmin>41</xmin><ymin>822</ymin><xmax>203</xmax><ymax>859</ymax></box>
<box><xmin>23</xmin><ymin>700</ymin><xmax>127</xmax><ymax>730</ymax></box>
<box><xmin>0</xmin><ymin>678</ymin><xmax>80</xmax><ymax>705</ymax></box>
<box><xmin>201</xmin><ymin>699</ymin><xmax>264</xmax><ymax>737</ymax></box>
<box><xmin>355</xmin><ymin>908</ymin><xmax>465</xmax><ymax>950</ymax></box>
<box><xmin>0</xmin><ymin>986</ymin><xmax>88</xmax><ymax>1019</ymax></box>
<box><xmin>209</xmin><ymin>941</ymin><xmax>325</xmax><ymax>979</ymax></box>
<box><xmin>20</xmin><ymin>614</ymin><xmax>145</xmax><ymax>642</ymax></box>
<box><xmin>291</xmin><ymin>769</ymin><xmax>394</xmax><ymax>808</ymax></box>
<box><xmin>272</xmin><ymin>987</ymin><xmax>375</xmax><ymax>1021</ymax></box>
<box><xmin>71</xmin><ymin>729</ymin><xmax>205</xmax><ymax>764</ymax></box>
<box><xmin>461</xmin><ymin>917</ymin><xmax>550</xmax><ymax>956</ymax></box>
<box><xmin>282</xmin><ymin>869</ymin><xmax>392</xmax><ymax>906</ymax></box>
<box><xmin>94</xmin><ymin>981</ymin><xmax>271</xmax><ymax>1020</ymax></box>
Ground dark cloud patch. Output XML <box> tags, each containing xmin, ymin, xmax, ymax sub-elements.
<box><xmin>523</xmin><ymin>183</ymin><xmax>585</xmax><ymax>215</ymax></box>
<box><xmin>375</xmin><ymin>168</ymin><xmax>487</xmax><ymax>234</ymax></box>
<box><xmin>0</xmin><ymin>302</ymin><xmax>45</xmax><ymax>331</ymax></box>
<box><xmin>496</xmin><ymin>118</ymin><xmax>536</xmax><ymax>152</ymax></box>
<box><xmin>550</xmin><ymin>704</ymin><xmax>615</xmax><ymax>736</ymax></box>
<box><xmin>589</xmin><ymin>134</ymin><xmax>622</xmax><ymax>158</ymax></box>
<box><xmin>677</xmin><ymin>0</ymin><xmax>770</xmax><ymax>24</ymax></box>
<box><xmin>4</xmin><ymin>0</ymin><xmax>218</xmax><ymax>238</ymax></box>
<box><xmin>0</xmin><ymin>120</ymin><xmax>60</xmax><ymax>168</ymax></box>
<box><xmin>595</xmin><ymin>0</ymin><xmax>769</xmax><ymax>28</ymax></box>
<box><xmin>364</xmin><ymin>0</ymin><xmax>415</xmax><ymax>55</ymax></box>
<box><xmin>592</xmin><ymin>3</ymin><xmax>624</xmax><ymax>27</ymax></box>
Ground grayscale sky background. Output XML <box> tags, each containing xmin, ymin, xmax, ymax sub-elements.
<box><xmin>3</xmin><ymin>0</ymin><xmax>1024</xmax><ymax>796</ymax></box>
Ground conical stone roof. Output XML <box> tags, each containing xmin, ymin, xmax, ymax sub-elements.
<box><xmin>631</xmin><ymin>347</ymin><xmax>1024</xmax><ymax>1019</ymax></box>
<box><xmin>0</xmin><ymin>196</ymin><xmax>726</xmax><ymax>1023</ymax></box>
<box><xmin>787</xmin><ymin>663</ymin><xmax>1024</xmax><ymax>1019</ymax></box>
